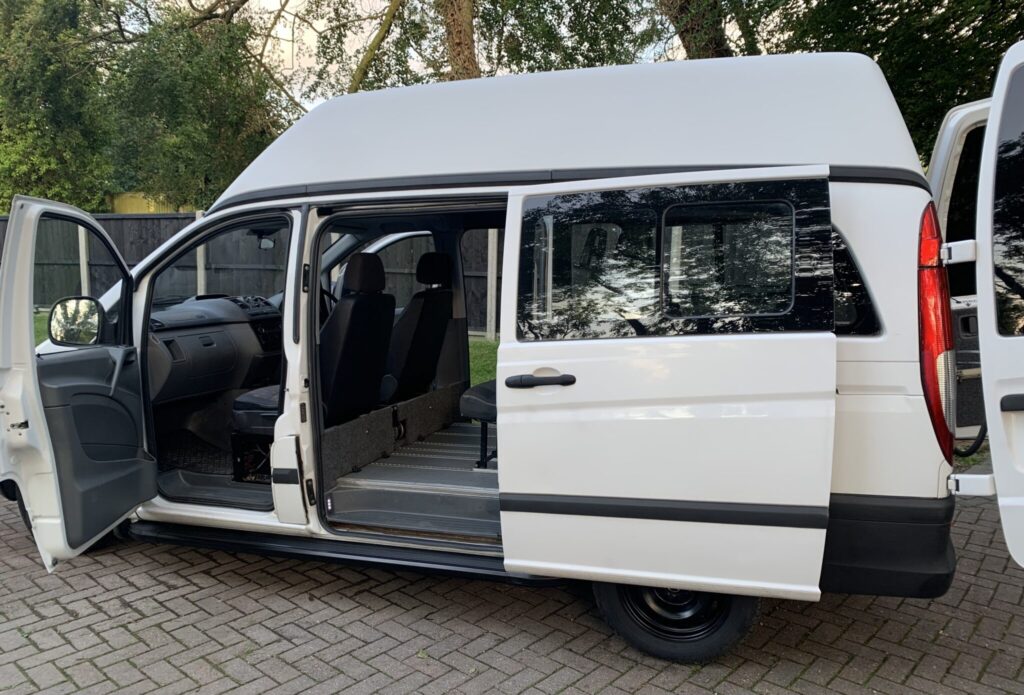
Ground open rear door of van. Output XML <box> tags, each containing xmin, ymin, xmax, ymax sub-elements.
<box><xmin>975</xmin><ymin>40</ymin><xmax>1024</xmax><ymax>565</ymax></box>
<box><xmin>498</xmin><ymin>165</ymin><xmax>836</xmax><ymax>601</ymax></box>
<box><xmin>0</xmin><ymin>196</ymin><xmax>155</xmax><ymax>570</ymax></box>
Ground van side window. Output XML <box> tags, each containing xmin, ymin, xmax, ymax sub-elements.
<box><xmin>518</xmin><ymin>205</ymin><xmax>659</xmax><ymax>340</ymax></box>
<box><xmin>664</xmin><ymin>202</ymin><xmax>793</xmax><ymax>318</ymax></box>
<box><xmin>516</xmin><ymin>180</ymin><xmax>833</xmax><ymax>341</ymax></box>
<box><xmin>833</xmin><ymin>230</ymin><xmax>881</xmax><ymax>336</ymax></box>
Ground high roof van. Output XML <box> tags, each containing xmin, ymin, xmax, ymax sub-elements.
<box><xmin>2</xmin><ymin>43</ymin><xmax>1023</xmax><ymax>662</ymax></box>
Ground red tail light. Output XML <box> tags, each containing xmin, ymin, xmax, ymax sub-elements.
<box><xmin>918</xmin><ymin>202</ymin><xmax>955</xmax><ymax>463</ymax></box>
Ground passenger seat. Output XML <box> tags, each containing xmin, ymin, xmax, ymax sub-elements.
<box><xmin>385</xmin><ymin>252</ymin><xmax>453</xmax><ymax>403</ymax></box>
<box><xmin>320</xmin><ymin>253</ymin><xmax>395</xmax><ymax>426</ymax></box>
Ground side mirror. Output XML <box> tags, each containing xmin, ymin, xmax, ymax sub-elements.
<box><xmin>49</xmin><ymin>296</ymin><xmax>104</xmax><ymax>346</ymax></box>
<box><xmin>258</xmin><ymin>237</ymin><xmax>276</xmax><ymax>250</ymax></box>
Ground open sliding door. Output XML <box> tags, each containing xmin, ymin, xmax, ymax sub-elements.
<box><xmin>497</xmin><ymin>166</ymin><xmax>836</xmax><ymax>600</ymax></box>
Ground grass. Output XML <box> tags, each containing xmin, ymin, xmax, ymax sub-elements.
<box><xmin>469</xmin><ymin>337</ymin><xmax>498</xmax><ymax>385</ymax></box>
<box><xmin>33</xmin><ymin>312</ymin><xmax>48</xmax><ymax>345</ymax></box>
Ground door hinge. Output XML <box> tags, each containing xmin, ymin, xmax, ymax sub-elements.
<box><xmin>305</xmin><ymin>479</ymin><xmax>317</xmax><ymax>506</ymax></box>
<box><xmin>941</xmin><ymin>240</ymin><xmax>977</xmax><ymax>265</ymax></box>
<box><xmin>948</xmin><ymin>473</ymin><xmax>996</xmax><ymax>496</ymax></box>
<box><xmin>302</xmin><ymin>263</ymin><xmax>311</xmax><ymax>293</ymax></box>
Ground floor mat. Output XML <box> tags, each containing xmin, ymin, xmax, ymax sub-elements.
<box><xmin>157</xmin><ymin>430</ymin><xmax>233</xmax><ymax>476</ymax></box>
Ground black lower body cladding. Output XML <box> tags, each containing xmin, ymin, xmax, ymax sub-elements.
<box><xmin>820</xmin><ymin>493</ymin><xmax>956</xmax><ymax>598</ymax></box>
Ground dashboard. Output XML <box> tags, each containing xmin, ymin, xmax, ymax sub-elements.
<box><xmin>147</xmin><ymin>295</ymin><xmax>283</xmax><ymax>403</ymax></box>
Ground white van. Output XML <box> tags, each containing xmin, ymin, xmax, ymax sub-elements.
<box><xmin>2</xmin><ymin>43</ymin><xmax>1023</xmax><ymax>663</ymax></box>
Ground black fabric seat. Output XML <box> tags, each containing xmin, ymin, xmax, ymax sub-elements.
<box><xmin>460</xmin><ymin>379</ymin><xmax>497</xmax><ymax>468</ymax></box>
<box><xmin>460</xmin><ymin>379</ymin><xmax>496</xmax><ymax>423</ymax></box>
<box><xmin>232</xmin><ymin>385</ymin><xmax>280</xmax><ymax>437</ymax></box>
<box><xmin>232</xmin><ymin>253</ymin><xmax>395</xmax><ymax>435</ymax></box>
<box><xmin>386</xmin><ymin>252</ymin><xmax>454</xmax><ymax>403</ymax></box>
<box><xmin>319</xmin><ymin>253</ymin><xmax>395</xmax><ymax>427</ymax></box>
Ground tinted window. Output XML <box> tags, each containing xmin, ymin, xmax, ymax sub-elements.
<box><xmin>516</xmin><ymin>179</ymin><xmax>833</xmax><ymax>341</ymax></box>
<box><xmin>993</xmin><ymin>66</ymin><xmax>1024</xmax><ymax>336</ymax></box>
<box><xmin>833</xmin><ymin>230</ymin><xmax>880</xmax><ymax>336</ymax></box>
<box><xmin>664</xmin><ymin>202</ymin><xmax>793</xmax><ymax>318</ymax></box>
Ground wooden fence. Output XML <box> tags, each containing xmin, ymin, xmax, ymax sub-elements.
<box><xmin>0</xmin><ymin>213</ymin><xmax>498</xmax><ymax>333</ymax></box>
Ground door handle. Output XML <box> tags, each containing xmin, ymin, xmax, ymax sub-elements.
<box><xmin>1001</xmin><ymin>394</ymin><xmax>1024</xmax><ymax>411</ymax></box>
<box><xmin>505</xmin><ymin>374</ymin><xmax>576</xmax><ymax>389</ymax></box>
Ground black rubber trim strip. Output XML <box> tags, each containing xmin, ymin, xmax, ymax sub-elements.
<box><xmin>1001</xmin><ymin>394</ymin><xmax>1024</xmax><ymax>412</ymax></box>
<box><xmin>271</xmin><ymin>468</ymin><xmax>300</xmax><ymax>485</ymax></box>
<box><xmin>828</xmin><ymin>165</ymin><xmax>931</xmax><ymax>193</ymax></box>
<box><xmin>207</xmin><ymin>164</ymin><xmax>929</xmax><ymax>213</ymax></box>
<box><xmin>500</xmin><ymin>494</ymin><xmax>829</xmax><ymax>529</ymax></box>
<box><xmin>125</xmin><ymin>521</ymin><xmax>561</xmax><ymax>585</ymax></box>
<box><xmin>291</xmin><ymin>204</ymin><xmax>309</xmax><ymax>344</ymax></box>
<box><xmin>828</xmin><ymin>492</ymin><xmax>954</xmax><ymax>524</ymax></box>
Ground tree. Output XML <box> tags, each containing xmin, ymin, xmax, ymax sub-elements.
<box><xmin>774</xmin><ymin>0</ymin><xmax>1024</xmax><ymax>153</ymax></box>
<box><xmin>657</xmin><ymin>0</ymin><xmax>732</xmax><ymax>58</ymax></box>
<box><xmin>108</xmin><ymin>11</ymin><xmax>300</xmax><ymax>209</ymax></box>
<box><xmin>0</xmin><ymin>0</ymin><xmax>113</xmax><ymax>212</ymax></box>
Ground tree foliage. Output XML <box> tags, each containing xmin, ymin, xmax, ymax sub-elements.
<box><xmin>0</xmin><ymin>0</ymin><xmax>112</xmax><ymax>211</ymax></box>
<box><xmin>110</xmin><ymin>14</ymin><xmax>298</xmax><ymax>209</ymax></box>
<box><xmin>0</xmin><ymin>0</ymin><xmax>1020</xmax><ymax>212</ymax></box>
<box><xmin>773</xmin><ymin>0</ymin><xmax>1024</xmax><ymax>154</ymax></box>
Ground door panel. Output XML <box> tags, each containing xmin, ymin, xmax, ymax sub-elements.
<box><xmin>0</xmin><ymin>196</ymin><xmax>153</xmax><ymax>569</ymax></box>
<box><xmin>497</xmin><ymin>166</ymin><xmax>836</xmax><ymax>600</ymax></box>
<box><xmin>976</xmin><ymin>40</ymin><xmax>1024</xmax><ymax>565</ymax></box>
<box><xmin>37</xmin><ymin>347</ymin><xmax>154</xmax><ymax>548</ymax></box>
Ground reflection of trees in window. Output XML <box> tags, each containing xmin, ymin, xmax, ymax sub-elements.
<box><xmin>663</xmin><ymin>202</ymin><xmax>793</xmax><ymax>319</ymax></box>
<box><xmin>517</xmin><ymin>190</ymin><xmax>658</xmax><ymax>340</ymax></box>
<box><xmin>994</xmin><ymin>123</ymin><xmax>1024</xmax><ymax>336</ymax></box>
<box><xmin>516</xmin><ymin>185</ymin><xmax>829</xmax><ymax>341</ymax></box>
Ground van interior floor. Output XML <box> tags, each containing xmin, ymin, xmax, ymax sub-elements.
<box><xmin>156</xmin><ymin>430</ymin><xmax>273</xmax><ymax>511</ymax></box>
<box><xmin>325</xmin><ymin>422</ymin><xmax>500</xmax><ymax>542</ymax></box>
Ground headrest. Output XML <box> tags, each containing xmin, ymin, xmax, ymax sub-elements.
<box><xmin>342</xmin><ymin>253</ymin><xmax>385</xmax><ymax>294</ymax></box>
<box><xmin>416</xmin><ymin>252</ymin><xmax>453</xmax><ymax>288</ymax></box>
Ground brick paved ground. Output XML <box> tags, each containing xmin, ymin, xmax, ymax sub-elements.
<box><xmin>1</xmin><ymin>489</ymin><xmax>1022</xmax><ymax>694</ymax></box>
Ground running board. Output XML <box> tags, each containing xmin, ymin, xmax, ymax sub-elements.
<box><xmin>125</xmin><ymin>521</ymin><xmax>560</xmax><ymax>586</ymax></box>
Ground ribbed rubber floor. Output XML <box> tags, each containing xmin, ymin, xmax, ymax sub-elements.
<box><xmin>325</xmin><ymin>422</ymin><xmax>500</xmax><ymax>541</ymax></box>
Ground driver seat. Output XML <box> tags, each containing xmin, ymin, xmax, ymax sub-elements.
<box><xmin>232</xmin><ymin>253</ymin><xmax>395</xmax><ymax>434</ymax></box>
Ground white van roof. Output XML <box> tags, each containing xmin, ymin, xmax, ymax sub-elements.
<box><xmin>213</xmin><ymin>52</ymin><xmax>924</xmax><ymax>210</ymax></box>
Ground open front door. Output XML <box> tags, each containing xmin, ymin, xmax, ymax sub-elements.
<box><xmin>975</xmin><ymin>40</ymin><xmax>1024</xmax><ymax>565</ymax></box>
<box><xmin>0</xmin><ymin>196</ymin><xmax>155</xmax><ymax>569</ymax></box>
<box><xmin>498</xmin><ymin>166</ymin><xmax>836</xmax><ymax>600</ymax></box>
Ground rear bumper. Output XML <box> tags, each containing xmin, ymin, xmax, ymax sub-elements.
<box><xmin>820</xmin><ymin>493</ymin><xmax>956</xmax><ymax>598</ymax></box>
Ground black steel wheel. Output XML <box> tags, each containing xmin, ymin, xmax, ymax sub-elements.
<box><xmin>593</xmin><ymin>583</ymin><xmax>758</xmax><ymax>662</ymax></box>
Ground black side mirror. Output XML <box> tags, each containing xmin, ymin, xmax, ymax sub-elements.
<box><xmin>49</xmin><ymin>296</ymin><xmax>104</xmax><ymax>346</ymax></box>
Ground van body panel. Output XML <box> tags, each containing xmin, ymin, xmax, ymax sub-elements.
<box><xmin>215</xmin><ymin>54</ymin><xmax>922</xmax><ymax>210</ymax></box>
<box><xmin>830</xmin><ymin>181</ymin><xmax>949</xmax><ymax>498</ymax></box>
<box><xmin>975</xmin><ymin>40</ymin><xmax>1024</xmax><ymax>566</ymax></box>
<box><xmin>496</xmin><ymin>166</ymin><xmax>836</xmax><ymax>599</ymax></box>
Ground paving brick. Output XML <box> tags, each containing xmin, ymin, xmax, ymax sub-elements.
<box><xmin>4</xmin><ymin>489</ymin><xmax>1024</xmax><ymax>694</ymax></box>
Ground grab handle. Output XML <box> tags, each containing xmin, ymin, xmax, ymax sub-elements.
<box><xmin>505</xmin><ymin>374</ymin><xmax>576</xmax><ymax>389</ymax></box>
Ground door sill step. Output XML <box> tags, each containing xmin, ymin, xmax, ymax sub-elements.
<box><xmin>125</xmin><ymin>521</ymin><xmax>559</xmax><ymax>585</ymax></box>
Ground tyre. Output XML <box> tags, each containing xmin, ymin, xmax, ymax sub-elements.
<box><xmin>592</xmin><ymin>583</ymin><xmax>758</xmax><ymax>663</ymax></box>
